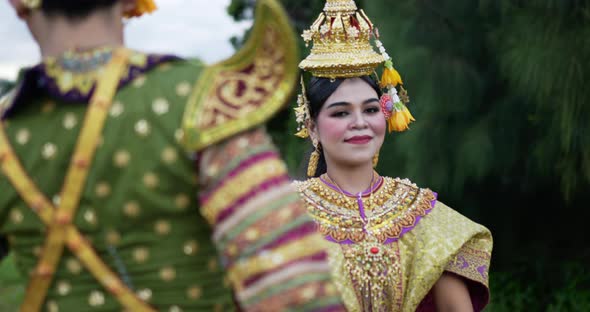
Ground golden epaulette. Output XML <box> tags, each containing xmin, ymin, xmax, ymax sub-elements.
<box><xmin>181</xmin><ymin>0</ymin><xmax>299</xmax><ymax>151</ymax></box>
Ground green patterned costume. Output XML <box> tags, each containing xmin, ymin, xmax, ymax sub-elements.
<box><xmin>0</xmin><ymin>1</ymin><xmax>344</xmax><ymax>311</ymax></box>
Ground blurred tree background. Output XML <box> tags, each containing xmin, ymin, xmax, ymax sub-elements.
<box><xmin>0</xmin><ymin>80</ymin><xmax>14</xmax><ymax>96</ymax></box>
<box><xmin>230</xmin><ymin>0</ymin><xmax>590</xmax><ymax>310</ymax></box>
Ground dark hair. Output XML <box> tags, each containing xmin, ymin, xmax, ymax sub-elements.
<box><xmin>304</xmin><ymin>75</ymin><xmax>382</xmax><ymax>177</ymax></box>
<box><xmin>0</xmin><ymin>235</ymin><xmax>8</xmax><ymax>261</ymax></box>
<box><xmin>41</xmin><ymin>0</ymin><xmax>118</xmax><ymax>19</ymax></box>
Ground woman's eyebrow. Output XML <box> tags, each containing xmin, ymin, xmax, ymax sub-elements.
<box><xmin>327</xmin><ymin>98</ymin><xmax>379</xmax><ymax>109</ymax></box>
<box><xmin>326</xmin><ymin>101</ymin><xmax>350</xmax><ymax>109</ymax></box>
<box><xmin>363</xmin><ymin>98</ymin><xmax>379</xmax><ymax>104</ymax></box>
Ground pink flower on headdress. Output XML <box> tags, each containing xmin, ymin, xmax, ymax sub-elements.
<box><xmin>380</xmin><ymin>94</ymin><xmax>394</xmax><ymax>119</ymax></box>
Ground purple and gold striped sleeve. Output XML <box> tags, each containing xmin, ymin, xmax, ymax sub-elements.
<box><xmin>198</xmin><ymin>127</ymin><xmax>344</xmax><ymax>311</ymax></box>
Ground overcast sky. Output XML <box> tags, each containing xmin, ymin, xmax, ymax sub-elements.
<box><xmin>0</xmin><ymin>0</ymin><xmax>252</xmax><ymax>80</ymax></box>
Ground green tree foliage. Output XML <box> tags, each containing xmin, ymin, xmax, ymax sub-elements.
<box><xmin>363</xmin><ymin>0</ymin><xmax>590</xmax><ymax>199</ymax></box>
<box><xmin>488</xmin><ymin>0</ymin><xmax>590</xmax><ymax>200</ymax></box>
<box><xmin>0</xmin><ymin>80</ymin><xmax>14</xmax><ymax>97</ymax></box>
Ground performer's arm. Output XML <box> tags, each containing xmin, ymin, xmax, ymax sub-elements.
<box><xmin>433</xmin><ymin>272</ymin><xmax>474</xmax><ymax>312</ymax></box>
<box><xmin>198</xmin><ymin>127</ymin><xmax>344</xmax><ymax>311</ymax></box>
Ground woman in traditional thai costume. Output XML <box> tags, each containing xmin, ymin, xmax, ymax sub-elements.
<box><xmin>293</xmin><ymin>1</ymin><xmax>493</xmax><ymax>311</ymax></box>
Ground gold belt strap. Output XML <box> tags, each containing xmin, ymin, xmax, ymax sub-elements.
<box><xmin>0</xmin><ymin>48</ymin><xmax>155</xmax><ymax>312</ymax></box>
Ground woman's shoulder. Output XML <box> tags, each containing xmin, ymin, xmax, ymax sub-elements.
<box><xmin>291</xmin><ymin>179</ymin><xmax>308</xmax><ymax>186</ymax></box>
<box><xmin>411</xmin><ymin>199</ymin><xmax>493</xmax><ymax>249</ymax></box>
<box><xmin>380</xmin><ymin>175</ymin><xmax>427</xmax><ymax>189</ymax></box>
<box><xmin>378</xmin><ymin>176</ymin><xmax>491</xmax><ymax>235</ymax></box>
<box><xmin>291</xmin><ymin>177</ymin><xmax>320</xmax><ymax>194</ymax></box>
<box><xmin>379</xmin><ymin>176</ymin><xmax>437</xmax><ymax>201</ymax></box>
<box><xmin>430</xmin><ymin>201</ymin><xmax>492</xmax><ymax>234</ymax></box>
<box><xmin>291</xmin><ymin>179</ymin><xmax>308</xmax><ymax>190</ymax></box>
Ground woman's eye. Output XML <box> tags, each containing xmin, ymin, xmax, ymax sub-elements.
<box><xmin>365</xmin><ymin>107</ymin><xmax>380</xmax><ymax>114</ymax></box>
<box><xmin>331</xmin><ymin>111</ymin><xmax>349</xmax><ymax>117</ymax></box>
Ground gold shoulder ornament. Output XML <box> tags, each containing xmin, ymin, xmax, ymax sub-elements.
<box><xmin>181</xmin><ymin>0</ymin><xmax>299</xmax><ymax>151</ymax></box>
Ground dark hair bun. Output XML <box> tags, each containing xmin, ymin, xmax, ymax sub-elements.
<box><xmin>42</xmin><ymin>0</ymin><xmax>118</xmax><ymax>19</ymax></box>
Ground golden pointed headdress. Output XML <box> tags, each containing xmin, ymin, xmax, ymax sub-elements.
<box><xmin>19</xmin><ymin>0</ymin><xmax>157</xmax><ymax>18</ymax></box>
<box><xmin>299</xmin><ymin>0</ymin><xmax>384</xmax><ymax>78</ymax></box>
<box><xmin>295</xmin><ymin>0</ymin><xmax>415</xmax><ymax>136</ymax></box>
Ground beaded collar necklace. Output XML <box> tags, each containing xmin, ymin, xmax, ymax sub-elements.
<box><xmin>322</xmin><ymin>170</ymin><xmax>378</xmax><ymax>215</ymax></box>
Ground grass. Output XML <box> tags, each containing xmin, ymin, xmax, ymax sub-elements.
<box><xmin>487</xmin><ymin>261</ymin><xmax>590</xmax><ymax>311</ymax></box>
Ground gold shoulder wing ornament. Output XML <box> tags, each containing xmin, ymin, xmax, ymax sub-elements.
<box><xmin>182</xmin><ymin>0</ymin><xmax>299</xmax><ymax>151</ymax></box>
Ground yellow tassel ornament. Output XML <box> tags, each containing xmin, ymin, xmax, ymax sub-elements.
<box><xmin>379</xmin><ymin>89</ymin><xmax>415</xmax><ymax>133</ymax></box>
<box><xmin>387</xmin><ymin>103</ymin><xmax>415</xmax><ymax>132</ymax></box>
<box><xmin>378</xmin><ymin>56</ymin><xmax>415</xmax><ymax>132</ymax></box>
<box><xmin>380</xmin><ymin>62</ymin><xmax>403</xmax><ymax>88</ymax></box>
<box><xmin>124</xmin><ymin>0</ymin><xmax>157</xmax><ymax>18</ymax></box>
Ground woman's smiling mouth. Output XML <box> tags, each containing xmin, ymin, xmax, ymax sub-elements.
<box><xmin>344</xmin><ymin>135</ymin><xmax>373</xmax><ymax>144</ymax></box>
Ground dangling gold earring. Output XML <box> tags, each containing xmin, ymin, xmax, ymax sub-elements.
<box><xmin>307</xmin><ymin>138</ymin><xmax>320</xmax><ymax>177</ymax></box>
<box><xmin>307</xmin><ymin>149</ymin><xmax>320</xmax><ymax>177</ymax></box>
<box><xmin>372</xmin><ymin>153</ymin><xmax>379</xmax><ymax>168</ymax></box>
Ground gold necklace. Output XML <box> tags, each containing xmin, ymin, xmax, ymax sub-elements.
<box><xmin>323</xmin><ymin>171</ymin><xmax>377</xmax><ymax>215</ymax></box>
<box><xmin>320</xmin><ymin>173</ymin><xmax>401</xmax><ymax>309</ymax></box>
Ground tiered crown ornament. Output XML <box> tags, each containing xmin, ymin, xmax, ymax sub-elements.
<box><xmin>295</xmin><ymin>0</ymin><xmax>415</xmax><ymax>136</ymax></box>
<box><xmin>19</xmin><ymin>0</ymin><xmax>157</xmax><ymax>18</ymax></box>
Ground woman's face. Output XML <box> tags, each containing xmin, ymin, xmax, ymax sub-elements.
<box><xmin>311</xmin><ymin>78</ymin><xmax>386</xmax><ymax>169</ymax></box>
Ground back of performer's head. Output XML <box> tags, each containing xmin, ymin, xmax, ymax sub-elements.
<box><xmin>41</xmin><ymin>0</ymin><xmax>118</xmax><ymax>19</ymax></box>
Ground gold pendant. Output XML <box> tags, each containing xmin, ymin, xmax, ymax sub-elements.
<box><xmin>341</xmin><ymin>239</ymin><xmax>402</xmax><ymax>311</ymax></box>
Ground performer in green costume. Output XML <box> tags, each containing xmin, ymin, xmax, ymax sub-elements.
<box><xmin>0</xmin><ymin>0</ymin><xmax>345</xmax><ymax>311</ymax></box>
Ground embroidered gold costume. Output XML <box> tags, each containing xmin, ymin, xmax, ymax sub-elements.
<box><xmin>295</xmin><ymin>176</ymin><xmax>492</xmax><ymax>311</ymax></box>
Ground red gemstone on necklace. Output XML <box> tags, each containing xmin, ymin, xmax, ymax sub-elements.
<box><xmin>370</xmin><ymin>247</ymin><xmax>380</xmax><ymax>254</ymax></box>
